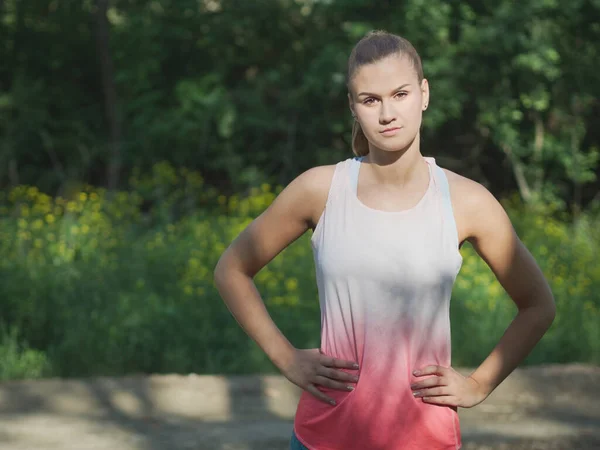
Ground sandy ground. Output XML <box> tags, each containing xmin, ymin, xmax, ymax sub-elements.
<box><xmin>0</xmin><ymin>364</ymin><xmax>598</xmax><ymax>450</ymax></box>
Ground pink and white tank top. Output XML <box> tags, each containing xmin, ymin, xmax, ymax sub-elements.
<box><xmin>293</xmin><ymin>156</ymin><xmax>463</xmax><ymax>449</ymax></box>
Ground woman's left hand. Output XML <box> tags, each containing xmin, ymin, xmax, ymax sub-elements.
<box><xmin>410</xmin><ymin>365</ymin><xmax>488</xmax><ymax>409</ymax></box>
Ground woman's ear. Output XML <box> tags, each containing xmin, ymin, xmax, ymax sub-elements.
<box><xmin>421</xmin><ymin>79</ymin><xmax>430</xmax><ymax>111</ymax></box>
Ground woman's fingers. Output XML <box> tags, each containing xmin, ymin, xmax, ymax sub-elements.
<box><xmin>320</xmin><ymin>355</ymin><xmax>360</xmax><ymax>370</ymax></box>
<box><xmin>316</xmin><ymin>366</ymin><xmax>359</xmax><ymax>383</ymax></box>
<box><xmin>413</xmin><ymin>386</ymin><xmax>447</xmax><ymax>398</ymax></box>
<box><xmin>410</xmin><ymin>375</ymin><xmax>444</xmax><ymax>390</ymax></box>
<box><xmin>314</xmin><ymin>375</ymin><xmax>355</xmax><ymax>391</ymax></box>
<box><xmin>306</xmin><ymin>383</ymin><xmax>337</xmax><ymax>405</ymax></box>
<box><xmin>301</xmin><ymin>351</ymin><xmax>360</xmax><ymax>404</ymax></box>
<box><xmin>413</xmin><ymin>365</ymin><xmax>449</xmax><ymax>377</ymax></box>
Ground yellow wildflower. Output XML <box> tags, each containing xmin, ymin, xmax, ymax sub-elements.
<box><xmin>285</xmin><ymin>278</ymin><xmax>299</xmax><ymax>291</ymax></box>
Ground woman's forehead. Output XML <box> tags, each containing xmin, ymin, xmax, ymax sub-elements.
<box><xmin>351</xmin><ymin>55</ymin><xmax>418</xmax><ymax>93</ymax></box>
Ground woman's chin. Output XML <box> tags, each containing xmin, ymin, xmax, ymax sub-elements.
<box><xmin>368</xmin><ymin>133</ymin><xmax>417</xmax><ymax>154</ymax></box>
<box><xmin>370</xmin><ymin>141</ymin><xmax>412</xmax><ymax>154</ymax></box>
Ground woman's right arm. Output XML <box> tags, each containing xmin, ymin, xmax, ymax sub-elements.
<box><xmin>213</xmin><ymin>166</ymin><xmax>359</xmax><ymax>405</ymax></box>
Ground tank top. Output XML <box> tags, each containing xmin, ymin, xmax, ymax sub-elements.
<box><xmin>293</xmin><ymin>156</ymin><xmax>463</xmax><ymax>450</ymax></box>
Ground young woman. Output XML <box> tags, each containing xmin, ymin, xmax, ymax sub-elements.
<box><xmin>214</xmin><ymin>31</ymin><xmax>556</xmax><ymax>450</ymax></box>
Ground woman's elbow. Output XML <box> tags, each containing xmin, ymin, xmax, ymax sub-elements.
<box><xmin>213</xmin><ymin>250</ymin><xmax>233</xmax><ymax>288</ymax></box>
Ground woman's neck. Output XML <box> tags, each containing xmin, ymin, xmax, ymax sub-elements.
<box><xmin>363</xmin><ymin>142</ymin><xmax>426</xmax><ymax>187</ymax></box>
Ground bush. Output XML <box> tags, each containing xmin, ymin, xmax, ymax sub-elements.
<box><xmin>0</xmin><ymin>325</ymin><xmax>51</xmax><ymax>380</ymax></box>
<box><xmin>450</xmin><ymin>198</ymin><xmax>600</xmax><ymax>366</ymax></box>
<box><xmin>0</xmin><ymin>162</ymin><xmax>597</xmax><ymax>379</ymax></box>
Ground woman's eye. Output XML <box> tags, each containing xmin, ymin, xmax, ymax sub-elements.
<box><xmin>363</xmin><ymin>98</ymin><xmax>377</xmax><ymax>105</ymax></box>
<box><xmin>395</xmin><ymin>91</ymin><xmax>408</xmax><ymax>98</ymax></box>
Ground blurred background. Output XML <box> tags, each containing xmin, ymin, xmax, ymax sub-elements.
<box><xmin>0</xmin><ymin>0</ymin><xmax>599</xmax><ymax>381</ymax></box>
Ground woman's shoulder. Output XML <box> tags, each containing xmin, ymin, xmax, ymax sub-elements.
<box><xmin>440</xmin><ymin>166</ymin><xmax>511</xmax><ymax>242</ymax></box>
<box><xmin>292</xmin><ymin>159</ymin><xmax>349</xmax><ymax>227</ymax></box>
<box><xmin>441</xmin><ymin>167</ymin><xmax>498</xmax><ymax>210</ymax></box>
<box><xmin>296</xmin><ymin>163</ymin><xmax>338</xmax><ymax>183</ymax></box>
<box><xmin>293</xmin><ymin>158</ymin><xmax>353</xmax><ymax>195</ymax></box>
<box><xmin>292</xmin><ymin>164</ymin><xmax>337</xmax><ymax>197</ymax></box>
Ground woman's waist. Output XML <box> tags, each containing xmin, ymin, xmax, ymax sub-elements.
<box><xmin>320</xmin><ymin>332</ymin><xmax>451</xmax><ymax>370</ymax></box>
<box><xmin>295</xmin><ymin>379</ymin><xmax>457</xmax><ymax>428</ymax></box>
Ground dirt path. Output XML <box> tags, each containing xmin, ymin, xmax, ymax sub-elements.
<box><xmin>0</xmin><ymin>364</ymin><xmax>598</xmax><ymax>449</ymax></box>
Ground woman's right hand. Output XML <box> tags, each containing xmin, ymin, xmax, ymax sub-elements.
<box><xmin>280</xmin><ymin>348</ymin><xmax>360</xmax><ymax>405</ymax></box>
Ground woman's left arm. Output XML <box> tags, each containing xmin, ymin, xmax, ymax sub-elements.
<box><xmin>411</xmin><ymin>176</ymin><xmax>556</xmax><ymax>408</ymax></box>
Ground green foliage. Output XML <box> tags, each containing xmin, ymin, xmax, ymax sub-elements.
<box><xmin>1</xmin><ymin>0</ymin><xmax>598</xmax><ymax>208</ymax></box>
<box><xmin>0</xmin><ymin>325</ymin><xmax>51</xmax><ymax>380</ymax></box>
<box><xmin>0</xmin><ymin>164</ymin><xmax>598</xmax><ymax>379</ymax></box>
<box><xmin>0</xmin><ymin>0</ymin><xmax>599</xmax><ymax>379</ymax></box>
<box><xmin>464</xmin><ymin>0</ymin><xmax>599</xmax><ymax>206</ymax></box>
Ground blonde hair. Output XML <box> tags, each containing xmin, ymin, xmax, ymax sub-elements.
<box><xmin>347</xmin><ymin>31</ymin><xmax>424</xmax><ymax>157</ymax></box>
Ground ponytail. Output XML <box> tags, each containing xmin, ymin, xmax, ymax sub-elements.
<box><xmin>352</xmin><ymin>119</ymin><xmax>369</xmax><ymax>157</ymax></box>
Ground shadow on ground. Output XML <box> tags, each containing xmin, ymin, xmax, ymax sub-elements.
<box><xmin>0</xmin><ymin>364</ymin><xmax>598</xmax><ymax>450</ymax></box>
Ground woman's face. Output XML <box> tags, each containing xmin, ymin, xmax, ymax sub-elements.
<box><xmin>349</xmin><ymin>54</ymin><xmax>429</xmax><ymax>154</ymax></box>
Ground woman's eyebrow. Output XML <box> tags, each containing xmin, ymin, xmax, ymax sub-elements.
<box><xmin>357</xmin><ymin>83</ymin><xmax>411</xmax><ymax>97</ymax></box>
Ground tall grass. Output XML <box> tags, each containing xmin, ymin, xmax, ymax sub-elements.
<box><xmin>0</xmin><ymin>163</ymin><xmax>598</xmax><ymax>380</ymax></box>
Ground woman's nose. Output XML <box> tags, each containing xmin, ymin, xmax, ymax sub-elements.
<box><xmin>379</xmin><ymin>101</ymin><xmax>397</xmax><ymax>123</ymax></box>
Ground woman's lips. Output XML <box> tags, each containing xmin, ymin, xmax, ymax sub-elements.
<box><xmin>380</xmin><ymin>127</ymin><xmax>402</xmax><ymax>136</ymax></box>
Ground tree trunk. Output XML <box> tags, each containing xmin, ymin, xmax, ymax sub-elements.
<box><xmin>533</xmin><ymin>113</ymin><xmax>545</xmax><ymax>194</ymax></box>
<box><xmin>8</xmin><ymin>158</ymin><xmax>19</xmax><ymax>186</ymax></box>
<box><xmin>571</xmin><ymin>123</ymin><xmax>582</xmax><ymax>218</ymax></box>
<box><xmin>502</xmin><ymin>144</ymin><xmax>532</xmax><ymax>203</ymax></box>
<box><xmin>280</xmin><ymin>112</ymin><xmax>297</xmax><ymax>186</ymax></box>
<box><xmin>95</xmin><ymin>0</ymin><xmax>121</xmax><ymax>190</ymax></box>
<box><xmin>1</xmin><ymin>0</ymin><xmax>23</xmax><ymax>188</ymax></box>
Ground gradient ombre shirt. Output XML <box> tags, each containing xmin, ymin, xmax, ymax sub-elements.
<box><xmin>293</xmin><ymin>157</ymin><xmax>463</xmax><ymax>449</ymax></box>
